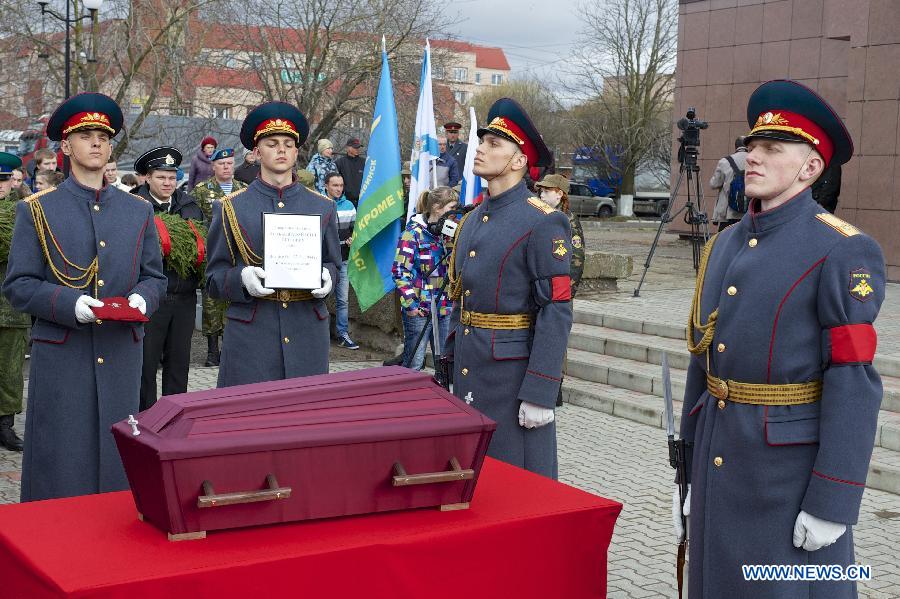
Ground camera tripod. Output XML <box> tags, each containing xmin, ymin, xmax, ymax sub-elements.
<box><xmin>634</xmin><ymin>141</ymin><xmax>710</xmax><ymax>298</ymax></box>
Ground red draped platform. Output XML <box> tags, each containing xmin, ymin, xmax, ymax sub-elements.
<box><xmin>0</xmin><ymin>458</ymin><xmax>621</xmax><ymax>598</ymax></box>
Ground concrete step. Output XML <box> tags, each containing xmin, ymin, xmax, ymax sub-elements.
<box><xmin>566</xmin><ymin>348</ymin><xmax>687</xmax><ymax>403</ymax></box>
<box><xmin>568</xmin><ymin>320</ymin><xmax>900</xmax><ymax>415</ymax></box>
<box><xmin>561</xmin><ymin>375</ymin><xmax>900</xmax><ymax>497</ymax></box>
<box><xmin>573</xmin><ymin>305</ymin><xmax>900</xmax><ymax>379</ymax></box>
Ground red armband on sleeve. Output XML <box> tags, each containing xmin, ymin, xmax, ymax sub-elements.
<box><xmin>830</xmin><ymin>323</ymin><xmax>877</xmax><ymax>364</ymax></box>
<box><xmin>551</xmin><ymin>275</ymin><xmax>571</xmax><ymax>301</ymax></box>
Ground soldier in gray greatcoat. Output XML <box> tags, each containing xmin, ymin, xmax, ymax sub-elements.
<box><xmin>675</xmin><ymin>80</ymin><xmax>885</xmax><ymax>598</ymax></box>
<box><xmin>205</xmin><ymin>102</ymin><xmax>341</xmax><ymax>388</ymax></box>
<box><xmin>447</xmin><ymin>98</ymin><xmax>572</xmax><ymax>479</ymax></box>
<box><xmin>2</xmin><ymin>93</ymin><xmax>166</xmax><ymax>501</ymax></box>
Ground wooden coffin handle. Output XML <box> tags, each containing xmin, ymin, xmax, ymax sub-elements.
<box><xmin>392</xmin><ymin>457</ymin><xmax>474</xmax><ymax>487</ymax></box>
<box><xmin>197</xmin><ymin>474</ymin><xmax>292</xmax><ymax>508</ymax></box>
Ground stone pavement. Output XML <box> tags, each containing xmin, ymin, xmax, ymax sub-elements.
<box><xmin>1</xmin><ymin>357</ymin><xmax>898</xmax><ymax>597</ymax></box>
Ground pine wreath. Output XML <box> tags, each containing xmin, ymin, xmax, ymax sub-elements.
<box><xmin>154</xmin><ymin>213</ymin><xmax>207</xmax><ymax>280</ymax></box>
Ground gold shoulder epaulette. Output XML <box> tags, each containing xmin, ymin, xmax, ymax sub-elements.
<box><xmin>129</xmin><ymin>192</ymin><xmax>149</xmax><ymax>203</ymax></box>
<box><xmin>815</xmin><ymin>213</ymin><xmax>859</xmax><ymax>237</ymax></box>
<box><xmin>23</xmin><ymin>187</ymin><xmax>57</xmax><ymax>204</ymax></box>
<box><xmin>527</xmin><ymin>196</ymin><xmax>554</xmax><ymax>215</ymax></box>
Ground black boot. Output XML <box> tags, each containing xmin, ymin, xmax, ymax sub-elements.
<box><xmin>205</xmin><ymin>335</ymin><xmax>220</xmax><ymax>367</ymax></box>
<box><xmin>0</xmin><ymin>414</ymin><xmax>23</xmax><ymax>452</ymax></box>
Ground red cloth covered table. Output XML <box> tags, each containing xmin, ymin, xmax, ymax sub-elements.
<box><xmin>0</xmin><ymin>458</ymin><xmax>622</xmax><ymax>598</ymax></box>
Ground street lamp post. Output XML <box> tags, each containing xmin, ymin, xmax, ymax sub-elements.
<box><xmin>36</xmin><ymin>0</ymin><xmax>103</xmax><ymax>99</ymax></box>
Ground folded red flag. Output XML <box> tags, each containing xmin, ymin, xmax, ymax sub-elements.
<box><xmin>91</xmin><ymin>297</ymin><xmax>149</xmax><ymax>322</ymax></box>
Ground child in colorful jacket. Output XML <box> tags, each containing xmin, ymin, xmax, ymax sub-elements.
<box><xmin>392</xmin><ymin>186</ymin><xmax>458</xmax><ymax>370</ymax></box>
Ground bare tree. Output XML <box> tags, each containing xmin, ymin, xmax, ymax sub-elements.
<box><xmin>472</xmin><ymin>78</ymin><xmax>570</xmax><ymax>166</ymax></box>
<box><xmin>567</xmin><ymin>0</ymin><xmax>676</xmax><ymax>196</ymax></box>
<box><xmin>205</xmin><ymin>0</ymin><xmax>452</xmax><ymax>161</ymax></box>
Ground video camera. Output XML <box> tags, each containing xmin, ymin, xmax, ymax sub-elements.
<box><xmin>676</xmin><ymin>107</ymin><xmax>708</xmax><ymax>167</ymax></box>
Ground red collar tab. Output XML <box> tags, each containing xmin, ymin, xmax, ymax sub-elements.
<box><xmin>749</xmin><ymin>109</ymin><xmax>834</xmax><ymax>166</ymax></box>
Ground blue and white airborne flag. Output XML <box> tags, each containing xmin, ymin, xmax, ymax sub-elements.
<box><xmin>407</xmin><ymin>40</ymin><xmax>439</xmax><ymax>222</ymax></box>
<box><xmin>459</xmin><ymin>106</ymin><xmax>483</xmax><ymax>206</ymax></box>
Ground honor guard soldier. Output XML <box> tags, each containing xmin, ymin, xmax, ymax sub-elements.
<box><xmin>447</xmin><ymin>98</ymin><xmax>572</xmax><ymax>479</ymax></box>
<box><xmin>133</xmin><ymin>147</ymin><xmax>205</xmax><ymax>410</ymax></box>
<box><xmin>2</xmin><ymin>93</ymin><xmax>166</xmax><ymax>501</ymax></box>
<box><xmin>443</xmin><ymin>121</ymin><xmax>467</xmax><ymax>175</ymax></box>
<box><xmin>0</xmin><ymin>152</ymin><xmax>28</xmax><ymax>451</ymax></box>
<box><xmin>676</xmin><ymin>80</ymin><xmax>886</xmax><ymax>598</ymax></box>
<box><xmin>205</xmin><ymin>102</ymin><xmax>341</xmax><ymax>388</ymax></box>
<box><xmin>190</xmin><ymin>148</ymin><xmax>248</xmax><ymax>366</ymax></box>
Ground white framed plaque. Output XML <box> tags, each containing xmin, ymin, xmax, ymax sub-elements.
<box><xmin>262</xmin><ymin>212</ymin><xmax>322</xmax><ymax>289</ymax></box>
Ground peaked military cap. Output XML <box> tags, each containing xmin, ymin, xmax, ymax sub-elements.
<box><xmin>0</xmin><ymin>151</ymin><xmax>22</xmax><ymax>179</ymax></box>
<box><xmin>444</xmin><ymin>121</ymin><xmax>462</xmax><ymax>131</ymax></box>
<box><xmin>211</xmin><ymin>148</ymin><xmax>235</xmax><ymax>161</ymax></box>
<box><xmin>240</xmin><ymin>101</ymin><xmax>308</xmax><ymax>150</ymax></box>
<box><xmin>46</xmin><ymin>92</ymin><xmax>123</xmax><ymax>142</ymax></box>
<box><xmin>477</xmin><ymin>97</ymin><xmax>553</xmax><ymax>168</ymax></box>
<box><xmin>745</xmin><ymin>79</ymin><xmax>853</xmax><ymax>167</ymax></box>
<box><xmin>134</xmin><ymin>147</ymin><xmax>182</xmax><ymax>175</ymax></box>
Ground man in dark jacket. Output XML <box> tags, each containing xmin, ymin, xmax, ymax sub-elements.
<box><xmin>335</xmin><ymin>138</ymin><xmax>365</xmax><ymax>206</ymax></box>
<box><xmin>234</xmin><ymin>148</ymin><xmax>260</xmax><ymax>184</ymax></box>
<box><xmin>133</xmin><ymin>147</ymin><xmax>205</xmax><ymax>410</ymax></box>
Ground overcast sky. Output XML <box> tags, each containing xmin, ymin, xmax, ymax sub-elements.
<box><xmin>449</xmin><ymin>0</ymin><xmax>585</xmax><ymax>95</ymax></box>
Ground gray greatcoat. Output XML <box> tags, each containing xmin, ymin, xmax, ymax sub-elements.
<box><xmin>680</xmin><ymin>190</ymin><xmax>885</xmax><ymax>598</ymax></box>
<box><xmin>205</xmin><ymin>177</ymin><xmax>341</xmax><ymax>388</ymax></box>
<box><xmin>2</xmin><ymin>176</ymin><xmax>166</xmax><ymax>501</ymax></box>
<box><xmin>449</xmin><ymin>180</ymin><xmax>572</xmax><ymax>479</ymax></box>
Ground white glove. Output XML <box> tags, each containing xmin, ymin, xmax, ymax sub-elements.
<box><xmin>241</xmin><ymin>266</ymin><xmax>274</xmax><ymax>298</ymax></box>
<box><xmin>75</xmin><ymin>295</ymin><xmax>104</xmax><ymax>324</ymax></box>
<box><xmin>311</xmin><ymin>268</ymin><xmax>333</xmax><ymax>299</ymax></box>
<box><xmin>793</xmin><ymin>510</ymin><xmax>847</xmax><ymax>551</ymax></box>
<box><xmin>673</xmin><ymin>485</ymin><xmax>691</xmax><ymax>542</ymax></box>
<box><xmin>518</xmin><ymin>401</ymin><xmax>555</xmax><ymax>429</ymax></box>
<box><xmin>127</xmin><ymin>293</ymin><xmax>146</xmax><ymax>315</ymax></box>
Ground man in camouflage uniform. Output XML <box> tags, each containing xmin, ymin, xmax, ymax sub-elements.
<box><xmin>190</xmin><ymin>148</ymin><xmax>246</xmax><ymax>366</ymax></box>
<box><xmin>0</xmin><ymin>152</ymin><xmax>28</xmax><ymax>451</ymax></box>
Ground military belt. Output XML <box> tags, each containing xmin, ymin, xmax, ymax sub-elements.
<box><xmin>260</xmin><ymin>289</ymin><xmax>315</xmax><ymax>303</ymax></box>
<box><xmin>706</xmin><ymin>374</ymin><xmax>822</xmax><ymax>405</ymax></box>
<box><xmin>459</xmin><ymin>309</ymin><xmax>532</xmax><ymax>330</ymax></box>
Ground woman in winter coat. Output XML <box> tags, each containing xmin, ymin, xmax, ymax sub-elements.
<box><xmin>306</xmin><ymin>138</ymin><xmax>338</xmax><ymax>195</ymax></box>
<box><xmin>187</xmin><ymin>136</ymin><xmax>217</xmax><ymax>191</ymax></box>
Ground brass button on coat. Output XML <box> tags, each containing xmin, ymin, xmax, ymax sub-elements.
<box><xmin>464</xmin><ymin>290</ymin><xmax>471</xmax><ymax>297</ymax></box>
<box><xmin>464</xmin><ymin>328</ymin><xmax>470</xmax><ymax>335</ymax></box>
<box><xmin>748</xmin><ymin>238</ymin><xmax>758</xmax><ymax>247</ymax></box>
<box><xmin>282</xmin><ymin>302</ymin><xmax>289</xmax><ymax>308</ymax></box>
<box><xmin>717</xmin><ymin>343</ymin><xmax>726</xmax><ymax>353</ymax></box>
<box><xmin>714</xmin><ymin>456</ymin><xmax>723</xmax><ymax>467</ymax></box>
<box><xmin>277</xmin><ymin>202</ymin><xmax>285</xmax><ymax>208</ymax></box>
<box><xmin>461</xmin><ymin>368</ymin><xmax>469</xmax><ymax>376</ymax></box>
<box><xmin>717</xmin><ymin>400</ymin><xmax>726</xmax><ymax>409</ymax></box>
<box><xmin>97</xmin><ymin>357</ymin><xmax>104</xmax><ymax>364</ymax></box>
<box><xmin>93</xmin><ymin>204</ymin><xmax>100</xmax><ymax>212</ymax></box>
<box><xmin>727</xmin><ymin>286</ymin><xmax>737</xmax><ymax>296</ymax></box>
<box><xmin>283</xmin><ymin>337</ymin><xmax>290</xmax><ymax>343</ymax></box>
<box><xmin>468</xmin><ymin>250</ymin><xmax>476</xmax><ymax>258</ymax></box>
<box><xmin>97</xmin><ymin>279</ymin><xmax>104</xmax><ymax>287</ymax></box>
<box><xmin>482</xmin><ymin>215</ymin><xmax>489</xmax><ymax>223</ymax></box>
<box><xmin>99</xmin><ymin>240</ymin><xmax>106</xmax><ymax>248</ymax></box>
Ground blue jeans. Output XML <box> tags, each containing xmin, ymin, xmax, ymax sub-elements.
<box><xmin>336</xmin><ymin>260</ymin><xmax>349</xmax><ymax>336</ymax></box>
<box><xmin>402</xmin><ymin>312</ymin><xmax>451</xmax><ymax>371</ymax></box>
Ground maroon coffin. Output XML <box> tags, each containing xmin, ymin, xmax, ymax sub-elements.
<box><xmin>112</xmin><ymin>367</ymin><xmax>495</xmax><ymax>539</ymax></box>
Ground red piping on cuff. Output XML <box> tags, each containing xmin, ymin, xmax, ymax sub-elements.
<box><xmin>527</xmin><ymin>369</ymin><xmax>561</xmax><ymax>382</ymax></box>
<box><xmin>812</xmin><ymin>469</ymin><xmax>865</xmax><ymax>487</ymax></box>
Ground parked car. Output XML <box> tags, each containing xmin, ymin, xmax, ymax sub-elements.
<box><xmin>569</xmin><ymin>182</ymin><xmax>616</xmax><ymax>218</ymax></box>
<box><xmin>631</xmin><ymin>190</ymin><xmax>670</xmax><ymax>217</ymax></box>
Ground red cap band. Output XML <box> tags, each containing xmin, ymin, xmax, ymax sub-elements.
<box><xmin>749</xmin><ymin>109</ymin><xmax>834</xmax><ymax>166</ymax></box>
<box><xmin>484</xmin><ymin>117</ymin><xmax>538</xmax><ymax>166</ymax></box>
<box><xmin>62</xmin><ymin>111</ymin><xmax>114</xmax><ymax>138</ymax></box>
<box><xmin>254</xmin><ymin>118</ymin><xmax>299</xmax><ymax>143</ymax></box>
